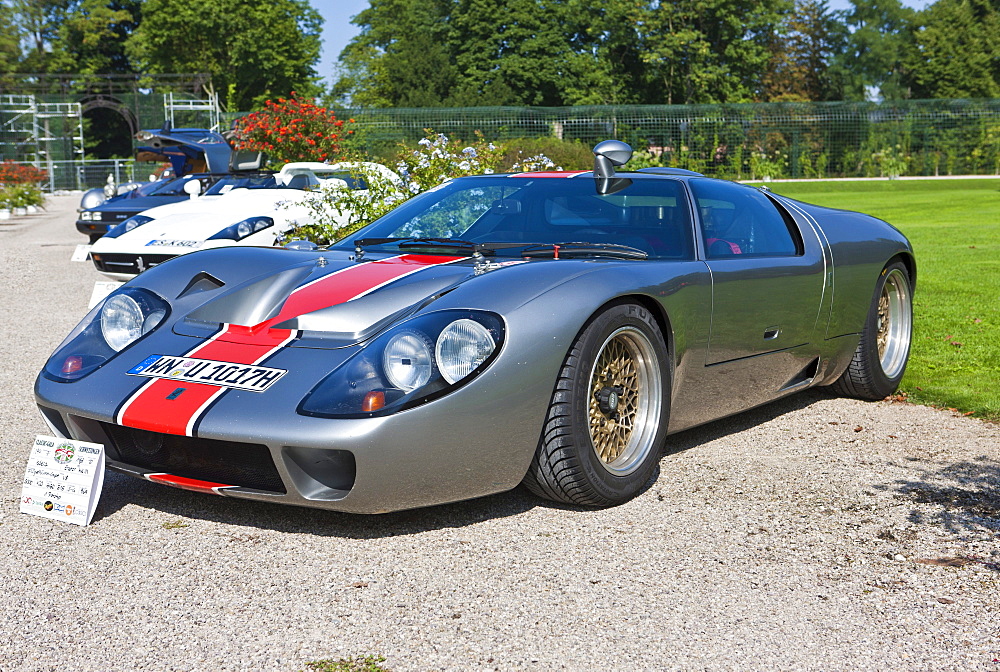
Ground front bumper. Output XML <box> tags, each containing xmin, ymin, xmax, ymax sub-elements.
<box><xmin>90</xmin><ymin>252</ymin><xmax>176</xmax><ymax>280</ymax></box>
<box><xmin>34</xmin><ymin>329</ymin><xmax>558</xmax><ymax>513</ymax></box>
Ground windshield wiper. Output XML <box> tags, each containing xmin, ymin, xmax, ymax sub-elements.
<box><xmin>353</xmin><ymin>237</ymin><xmax>527</xmax><ymax>260</ymax></box>
<box><xmin>353</xmin><ymin>237</ymin><xmax>476</xmax><ymax>256</ymax></box>
<box><xmin>520</xmin><ymin>242</ymin><xmax>648</xmax><ymax>260</ymax></box>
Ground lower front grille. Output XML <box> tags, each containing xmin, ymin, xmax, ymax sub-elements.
<box><xmin>101</xmin><ymin>423</ymin><xmax>286</xmax><ymax>493</ymax></box>
<box><xmin>90</xmin><ymin>252</ymin><xmax>176</xmax><ymax>275</ymax></box>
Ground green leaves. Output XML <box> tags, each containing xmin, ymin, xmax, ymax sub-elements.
<box><xmin>125</xmin><ymin>0</ymin><xmax>322</xmax><ymax>111</ymax></box>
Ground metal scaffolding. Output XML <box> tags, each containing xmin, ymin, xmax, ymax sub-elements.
<box><xmin>164</xmin><ymin>91</ymin><xmax>222</xmax><ymax>131</ymax></box>
<box><xmin>1</xmin><ymin>94</ymin><xmax>85</xmax><ymax>189</ymax></box>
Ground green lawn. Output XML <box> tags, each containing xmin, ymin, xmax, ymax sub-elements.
<box><xmin>756</xmin><ymin>178</ymin><xmax>1000</xmax><ymax>421</ymax></box>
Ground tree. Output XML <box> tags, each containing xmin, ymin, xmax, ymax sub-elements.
<box><xmin>7</xmin><ymin>0</ymin><xmax>72</xmax><ymax>72</ymax></box>
<box><xmin>639</xmin><ymin>0</ymin><xmax>792</xmax><ymax>104</ymax></box>
<box><xmin>332</xmin><ymin>0</ymin><xmax>456</xmax><ymax>108</ymax></box>
<box><xmin>0</xmin><ymin>3</ymin><xmax>22</xmax><ymax>81</ymax></box>
<box><xmin>126</xmin><ymin>0</ymin><xmax>323</xmax><ymax>111</ymax></box>
<box><xmin>48</xmin><ymin>0</ymin><xmax>140</xmax><ymax>74</ymax></box>
<box><xmin>447</xmin><ymin>0</ymin><xmax>585</xmax><ymax>106</ymax></box>
<box><xmin>906</xmin><ymin>0</ymin><xmax>1000</xmax><ymax>98</ymax></box>
<box><xmin>763</xmin><ymin>0</ymin><xmax>849</xmax><ymax>101</ymax></box>
<box><xmin>834</xmin><ymin>0</ymin><xmax>917</xmax><ymax>100</ymax></box>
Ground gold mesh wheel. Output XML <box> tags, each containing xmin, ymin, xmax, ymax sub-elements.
<box><xmin>587</xmin><ymin>326</ymin><xmax>662</xmax><ymax>476</ymax></box>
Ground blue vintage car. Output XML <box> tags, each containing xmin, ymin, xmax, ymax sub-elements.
<box><xmin>77</xmin><ymin>174</ymin><xmax>222</xmax><ymax>242</ymax></box>
<box><xmin>77</xmin><ymin>126</ymin><xmax>234</xmax><ymax>242</ymax></box>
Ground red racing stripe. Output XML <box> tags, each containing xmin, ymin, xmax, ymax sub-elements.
<box><xmin>508</xmin><ymin>170</ymin><xmax>589</xmax><ymax>178</ymax></box>
<box><xmin>146</xmin><ymin>473</ymin><xmax>233</xmax><ymax>494</ymax></box>
<box><xmin>117</xmin><ymin>254</ymin><xmax>465</xmax><ymax>436</ymax></box>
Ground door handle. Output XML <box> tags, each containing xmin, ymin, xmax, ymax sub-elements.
<box><xmin>763</xmin><ymin>326</ymin><xmax>780</xmax><ymax>340</ymax></box>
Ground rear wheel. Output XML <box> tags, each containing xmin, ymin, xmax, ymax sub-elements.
<box><xmin>830</xmin><ymin>261</ymin><xmax>913</xmax><ymax>400</ymax></box>
<box><xmin>523</xmin><ymin>302</ymin><xmax>669</xmax><ymax>507</ymax></box>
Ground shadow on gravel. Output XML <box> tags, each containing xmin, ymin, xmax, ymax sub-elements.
<box><xmin>891</xmin><ymin>457</ymin><xmax>1000</xmax><ymax>540</ymax></box>
<box><xmin>92</xmin><ymin>470</ymin><xmax>542</xmax><ymax>537</ymax></box>
<box><xmin>660</xmin><ymin>389</ymin><xmax>830</xmax><ymax>455</ymax></box>
<box><xmin>90</xmin><ymin>390</ymin><xmax>833</xmax><ymax>536</ymax></box>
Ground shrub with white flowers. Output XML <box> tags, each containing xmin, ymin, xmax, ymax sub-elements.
<box><xmin>285</xmin><ymin>131</ymin><xmax>560</xmax><ymax>245</ymax></box>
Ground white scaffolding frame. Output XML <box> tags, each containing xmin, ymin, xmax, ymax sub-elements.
<box><xmin>1</xmin><ymin>94</ymin><xmax>85</xmax><ymax>190</ymax></box>
<box><xmin>163</xmin><ymin>91</ymin><xmax>221</xmax><ymax>131</ymax></box>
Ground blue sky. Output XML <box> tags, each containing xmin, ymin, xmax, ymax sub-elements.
<box><xmin>313</xmin><ymin>0</ymin><xmax>932</xmax><ymax>86</ymax></box>
<box><xmin>315</xmin><ymin>0</ymin><xmax>369</xmax><ymax>84</ymax></box>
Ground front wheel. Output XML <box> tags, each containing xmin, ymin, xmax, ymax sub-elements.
<box><xmin>830</xmin><ymin>260</ymin><xmax>913</xmax><ymax>400</ymax></box>
<box><xmin>522</xmin><ymin>302</ymin><xmax>669</xmax><ymax>507</ymax></box>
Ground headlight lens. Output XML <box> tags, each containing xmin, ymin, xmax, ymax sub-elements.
<box><xmin>208</xmin><ymin>216</ymin><xmax>274</xmax><ymax>241</ymax></box>
<box><xmin>104</xmin><ymin>214</ymin><xmax>153</xmax><ymax>239</ymax></box>
<box><xmin>299</xmin><ymin>310</ymin><xmax>504</xmax><ymax>418</ymax></box>
<box><xmin>81</xmin><ymin>211</ymin><xmax>92</xmax><ymax>220</ymax></box>
<box><xmin>435</xmin><ymin>319</ymin><xmax>496</xmax><ymax>384</ymax></box>
<box><xmin>101</xmin><ymin>293</ymin><xmax>166</xmax><ymax>351</ymax></box>
<box><xmin>383</xmin><ymin>331</ymin><xmax>434</xmax><ymax>391</ymax></box>
<box><xmin>42</xmin><ymin>288</ymin><xmax>170</xmax><ymax>382</ymax></box>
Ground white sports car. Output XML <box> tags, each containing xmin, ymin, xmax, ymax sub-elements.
<box><xmin>89</xmin><ymin>162</ymin><xmax>398</xmax><ymax>280</ymax></box>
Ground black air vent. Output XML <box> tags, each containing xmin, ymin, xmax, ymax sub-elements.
<box><xmin>177</xmin><ymin>272</ymin><xmax>225</xmax><ymax>299</ymax></box>
<box><xmin>101</xmin><ymin>423</ymin><xmax>285</xmax><ymax>493</ymax></box>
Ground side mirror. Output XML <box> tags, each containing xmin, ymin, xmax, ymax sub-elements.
<box><xmin>183</xmin><ymin>179</ymin><xmax>202</xmax><ymax>199</ymax></box>
<box><xmin>592</xmin><ymin>140</ymin><xmax>633</xmax><ymax>179</ymax></box>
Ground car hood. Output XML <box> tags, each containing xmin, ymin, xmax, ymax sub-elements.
<box><xmin>90</xmin><ymin>195</ymin><xmax>185</xmax><ymax>214</ymax></box>
<box><xmin>170</xmin><ymin>252</ymin><xmax>487</xmax><ymax>349</ymax></box>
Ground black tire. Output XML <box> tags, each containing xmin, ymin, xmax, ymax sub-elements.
<box><xmin>830</xmin><ymin>260</ymin><xmax>913</xmax><ymax>400</ymax></box>
<box><xmin>522</xmin><ymin>302</ymin><xmax>669</xmax><ymax>507</ymax></box>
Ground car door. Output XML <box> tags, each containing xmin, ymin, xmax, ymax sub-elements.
<box><xmin>691</xmin><ymin>179</ymin><xmax>827</xmax><ymax>406</ymax></box>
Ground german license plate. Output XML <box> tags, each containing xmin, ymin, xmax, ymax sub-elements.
<box><xmin>127</xmin><ymin>355</ymin><xmax>286</xmax><ymax>392</ymax></box>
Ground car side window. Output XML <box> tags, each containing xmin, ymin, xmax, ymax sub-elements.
<box><xmin>689</xmin><ymin>179</ymin><xmax>802</xmax><ymax>258</ymax></box>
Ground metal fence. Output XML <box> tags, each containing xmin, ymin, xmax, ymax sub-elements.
<box><xmin>41</xmin><ymin>159</ymin><xmax>142</xmax><ymax>192</ymax></box>
<box><xmin>342</xmin><ymin>99</ymin><xmax>1000</xmax><ymax>179</ymax></box>
<box><xmin>6</xmin><ymin>96</ymin><xmax>1000</xmax><ymax>185</ymax></box>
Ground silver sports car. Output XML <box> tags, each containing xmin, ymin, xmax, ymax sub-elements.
<box><xmin>35</xmin><ymin>141</ymin><xmax>915</xmax><ymax>513</ymax></box>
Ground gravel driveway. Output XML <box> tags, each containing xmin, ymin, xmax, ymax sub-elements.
<box><xmin>1</xmin><ymin>196</ymin><xmax>998</xmax><ymax>672</ymax></box>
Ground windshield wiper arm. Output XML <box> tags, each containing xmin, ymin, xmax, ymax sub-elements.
<box><xmin>520</xmin><ymin>242</ymin><xmax>648</xmax><ymax>260</ymax></box>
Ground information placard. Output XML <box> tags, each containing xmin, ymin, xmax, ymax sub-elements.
<box><xmin>88</xmin><ymin>280</ymin><xmax>123</xmax><ymax>309</ymax></box>
<box><xmin>20</xmin><ymin>435</ymin><xmax>105</xmax><ymax>526</ymax></box>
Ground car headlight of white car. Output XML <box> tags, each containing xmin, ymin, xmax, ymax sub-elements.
<box><xmin>104</xmin><ymin>214</ymin><xmax>153</xmax><ymax>239</ymax></box>
<box><xmin>208</xmin><ymin>216</ymin><xmax>274</xmax><ymax>242</ymax></box>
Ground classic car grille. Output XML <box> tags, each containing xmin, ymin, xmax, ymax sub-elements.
<box><xmin>90</xmin><ymin>253</ymin><xmax>176</xmax><ymax>275</ymax></box>
<box><xmin>100</xmin><ymin>423</ymin><xmax>286</xmax><ymax>493</ymax></box>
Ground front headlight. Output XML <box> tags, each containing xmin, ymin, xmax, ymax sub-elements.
<box><xmin>104</xmin><ymin>214</ymin><xmax>153</xmax><ymax>239</ymax></box>
<box><xmin>300</xmin><ymin>310</ymin><xmax>504</xmax><ymax>418</ymax></box>
<box><xmin>81</xmin><ymin>211</ymin><xmax>92</xmax><ymax>221</ymax></box>
<box><xmin>208</xmin><ymin>216</ymin><xmax>274</xmax><ymax>241</ymax></box>
<box><xmin>42</xmin><ymin>287</ymin><xmax>170</xmax><ymax>382</ymax></box>
<box><xmin>383</xmin><ymin>331</ymin><xmax>435</xmax><ymax>391</ymax></box>
<box><xmin>436</xmin><ymin>319</ymin><xmax>496</xmax><ymax>384</ymax></box>
<box><xmin>101</xmin><ymin>293</ymin><xmax>167</xmax><ymax>351</ymax></box>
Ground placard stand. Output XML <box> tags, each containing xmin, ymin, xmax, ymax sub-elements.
<box><xmin>20</xmin><ymin>435</ymin><xmax>105</xmax><ymax>526</ymax></box>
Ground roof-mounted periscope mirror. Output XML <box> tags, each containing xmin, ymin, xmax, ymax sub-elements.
<box><xmin>593</xmin><ymin>140</ymin><xmax>633</xmax><ymax>195</ymax></box>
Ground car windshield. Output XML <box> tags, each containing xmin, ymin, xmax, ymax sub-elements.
<box><xmin>337</xmin><ymin>175</ymin><xmax>694</xmax><ymax>260</ymax></box>
<box><xmin>126</xmin><ymin>179</ymin><xmax>179</xmax><ymax>197</ymax></box>
<box><xmin>203</xmin><ymin>174</ymin><xmax>278</xmax><ymax>195</ymax></box>
<box><xmin>315</xmin><ymin>171</ymin><xmax>367</xmax><ymax>189</ymax></box>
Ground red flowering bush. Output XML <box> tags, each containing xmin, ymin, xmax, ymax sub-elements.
<box><xmin>0</xmin><ymin>161</ymin><xmax>47</xmax><ymax>185</ymax></box>
<box><xmin>232</xmin><ymin>93</ymin><xmax>356</xmax><ymax>164</ymax></box>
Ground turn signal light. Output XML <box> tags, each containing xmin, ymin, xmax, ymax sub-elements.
<box><xmin>361</xmin><ymin>391</ymin><xmax>385</xmax><ymax>412</ymax></box>
<box><xmin>62</xmin><ymin>356</ymin><xmax>83</xmax><ymax>375</ymax></box>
